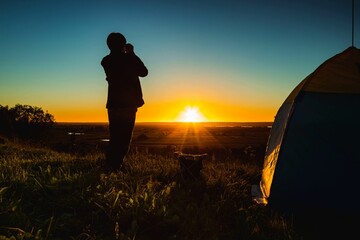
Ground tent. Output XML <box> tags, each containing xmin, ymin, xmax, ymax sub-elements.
<box><xmin>253</xmin><ymin>47</ymin><xmax>360</xmax><ymax>214</ymax></box>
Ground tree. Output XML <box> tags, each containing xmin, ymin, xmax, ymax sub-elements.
<box><xmin>0</xmin><ymin>104</ymin><xmax>55</xmax><ymax>139</ymax></box>
<box><xmin>0</xmin><ymin>105</ymin><xmax>13</xmax><ymax>137</ymax></box>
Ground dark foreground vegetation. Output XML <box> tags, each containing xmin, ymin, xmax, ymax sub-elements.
<box><xmin>0</xmin><ymin>136</ymin><xmax>300</xmax><ymax>240</ymax></box>
<box><xmin>1</xmin><ymin>105</ymin><xmax>355</xmax><ymax>239</ymax></box>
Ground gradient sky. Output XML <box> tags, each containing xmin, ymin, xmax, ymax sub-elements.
<box><xmin>0</xmin><ymin>0</ymin><xmax>356</xmax><ymax>122</ymax></box>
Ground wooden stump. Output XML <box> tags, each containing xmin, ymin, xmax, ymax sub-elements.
<box><xmin>175</xmin><ymin>152</ymin><xmax>207</xmax><ymax>178</ymax></box>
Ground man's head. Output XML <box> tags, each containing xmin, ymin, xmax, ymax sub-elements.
<box><xmin>107</xmin><ymin>32</ymin><xmax>126</xmax><ymax>52</ymax></box>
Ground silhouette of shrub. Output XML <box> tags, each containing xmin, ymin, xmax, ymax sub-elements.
<box><xmin>0</xmin><ymin>105</ymin><xmax>13</xmax><ymax>137</ymax></box>
<box><xmin>0</xmin><ymin>104</ymin><xmax>55</xmax><ymax>140</ymax></box>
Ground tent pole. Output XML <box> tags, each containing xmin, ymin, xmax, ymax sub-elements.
<box><xmin>352</xmin><ymin>0</ymin><xmax>355</xmax><ymax>47</ymax></box>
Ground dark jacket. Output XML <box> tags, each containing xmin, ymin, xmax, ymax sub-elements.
<box><xmin>101</xmin><ymin>52</ymin><xmax>148</xmax><ymax>108</ymax></box>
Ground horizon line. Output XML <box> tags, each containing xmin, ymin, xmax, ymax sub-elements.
<box><xmin>55</xmin><ymin>121</ymin><xmax>274</xmax><ymax>124</ymax></box>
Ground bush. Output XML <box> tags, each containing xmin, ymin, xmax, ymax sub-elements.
<box><xmin>0</xmin><ymin>105</ymin><xmax>13</xmax><ymax>138</ymax></box>
<box><xmin>0</xmin><ymin>104</ymin><xmax>55</xmax><ymax>140</ymax></box>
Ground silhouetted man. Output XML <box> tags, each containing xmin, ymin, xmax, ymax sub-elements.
<box><xmin>101</xmin><ymin>32</ymin><xmax>148</xmax><ymax>171</ymax></box>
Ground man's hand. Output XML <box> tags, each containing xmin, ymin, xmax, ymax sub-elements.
<box><xmin>125</xmin><ymin>43</ymin><xmax>134</xmax><ymax>53</ymax></box>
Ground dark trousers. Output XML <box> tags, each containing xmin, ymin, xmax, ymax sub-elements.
<box><xmin>106</xmin><ymin>107</ymin><xmax>137</xmax><ymax>170</ymax></box>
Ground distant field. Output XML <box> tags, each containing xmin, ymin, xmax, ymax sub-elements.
<box><xmin>52</xmin><ymin>122</ymin><xmax>272</xmax><ymax>159</ymax></box>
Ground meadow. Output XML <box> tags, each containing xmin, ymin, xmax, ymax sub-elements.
<box><xmin>0</xmin><ymin>122</ymin><xmax>302</xmax><ymax>239</ymax></box>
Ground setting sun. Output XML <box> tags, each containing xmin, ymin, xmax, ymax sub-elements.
<box><xmin>177</xmin><ymin>106</ymin><xmax>206</xmax><ymax>122</ymax></box>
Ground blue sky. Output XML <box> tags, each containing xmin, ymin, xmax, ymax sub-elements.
<box><xmin>0</xmin><ymin>0</ymin><xmax>356</xmax><ymax>121</ymax></box>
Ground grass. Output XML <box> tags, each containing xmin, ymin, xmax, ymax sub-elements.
<box><xmin>0</xmin><ymin>138</ymin><xmax>299</xmax><ymax>240</ymax></box>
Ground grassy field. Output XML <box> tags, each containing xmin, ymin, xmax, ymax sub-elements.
<box><xmin>0</xmin><ymin>123</ymin><xmax>302</xmax><ymax>239</ymax></box>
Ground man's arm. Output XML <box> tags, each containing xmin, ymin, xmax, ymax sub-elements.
<box><xmin>126</xmin><ymin>43</ymin><xmax>148</xmax><ymax>77</ymax></box>
<box><xmin>133</xmin><ymin>55</ymin><xmax>148</xmax><ymax>77</ymax></box>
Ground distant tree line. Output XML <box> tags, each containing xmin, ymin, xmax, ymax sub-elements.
<box><xmin>0</xmin><ymin>104</ymin><xmax>55</xmax><ymax>139</ymax></box>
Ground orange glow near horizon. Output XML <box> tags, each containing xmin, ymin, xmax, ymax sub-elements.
<box><xmin>48</xmin><ymin>97</ymin><xmax>277</xmax><ymax>123</ymax></box>
<box><xmin>52</xmin><ymin>108</ymin><xmax>107</xmax><ymax>123</ymax></box>
<box><xmin>51</xmin><ymin>101</ymin><xmax>276</xmax><ymax>123</ymax></box>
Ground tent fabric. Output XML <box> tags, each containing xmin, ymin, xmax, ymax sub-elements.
<box><xmin>256</xmin><ymin>47</ymin><xmax>360</xmax><ymax>214</ymax></box>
